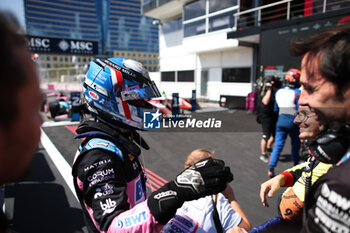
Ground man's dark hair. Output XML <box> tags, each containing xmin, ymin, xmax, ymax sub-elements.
<box><xmin>0</xmin><ymin>11</ymin><xmax>31</xmax><ymax>129</ymax></box>
<box><xmin>290</xmin><ymin>23</ymin><xmax>350</xmax><ymax>94</ymax></box>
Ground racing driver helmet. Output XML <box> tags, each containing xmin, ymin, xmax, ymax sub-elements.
<box><xmin>285</xmin><ymin>68</ymin><xmax>301</xmax><ymax>88</ymax></box>
<box><xmin>82</xmin><ymin>57</ymin><xmax>161</xmax><ymax>129</ymax></box>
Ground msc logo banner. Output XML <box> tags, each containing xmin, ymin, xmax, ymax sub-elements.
<box><xmin>143</xmin><ymin>110</ymin><xmax>161</xmax><ymax>129</ymax></box>
<box><xmin>26</xmin><ymin>35</ymin><xmax>98</xmax><ymax>55</ymax></box>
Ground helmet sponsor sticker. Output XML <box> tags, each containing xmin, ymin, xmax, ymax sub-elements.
<box><xmin>89</xmin><ymin>91</ymin><xmax>99</xmax><ymax>101</ymax></box>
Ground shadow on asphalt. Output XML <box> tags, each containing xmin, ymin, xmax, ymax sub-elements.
<box><xmin>21</xmin><ymin>150</ymin><xmax>55</xmax><ymax>182</ymax></box>
<box><xmin>278</xmin><ymin>154</ymin><xmax>293</xmax><ymax>163</ymax></box>
<box><xmin>5</xmin><ymin>152</ymin><xmax>85</xmax><ymax>233</ymax></box>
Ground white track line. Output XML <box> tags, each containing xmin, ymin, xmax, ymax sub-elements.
<box><xmin>40</xmin><ymin>129</ymin><xmax>78</xmax><ymax>201</ymax></box>
<box><xmin>42</xmin><ymin>121</ymin><xmax>80</xmax><ymax>128</ymax></box>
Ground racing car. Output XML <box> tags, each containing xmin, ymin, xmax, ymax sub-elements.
<box><xmin>42</xmin><ymin>92</ymin><xmax>72</xmax><ymax>120</ymax></box>
<box><xmin>148</xmin><ymin>94</ymin><xmax>193</xmax><ymax>116</ymax></box>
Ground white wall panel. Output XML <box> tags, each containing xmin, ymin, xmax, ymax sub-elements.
<box><xmin>207</xmin><ymin>82</ymin><xmax>251</xmax><ymax>100</ymax></box>
<box><xmin>157</xmin><ymin>82</ymin><xmax>196</xmax><ymax>98</ymax></box>
<box><xmin>222</xmin><ymin>48</ymin><xmax>253</xmax><ymax>67</ymax></box>
<box><xmin>208</xmin><ymin>68</ymin><xmax>221</xmax><ymax>82</ymax></box>
<box><xmin>160</xmin><ymin>54</ymin><xmax>197</xmax><ymax>71</ymax></box>
<box><xmin>158</xmin><ymin>30</ymin><xmax>254</xmax><ymax>101</ymax></box>
<box><xmin>198</xmin><ymin>52</ymin><xmax>221</xmax><ymax>68</ymax></box>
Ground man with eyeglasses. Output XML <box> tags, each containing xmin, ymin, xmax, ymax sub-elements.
<box><xmin>232</xmin><ymin>106</ymin><xmax>332</xmax><ymax>232</ymax></box>
<box><xmin>294</xmin><ymin>107</ymin><xmax>321</xmax><ymax>161</ymax></box>
<box><xmin>260</xmin><ymin>106</ymin><xmax>332</xmax><ymax>223</ymax></box>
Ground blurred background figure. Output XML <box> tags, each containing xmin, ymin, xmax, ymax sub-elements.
<box><xmin>268</xmin><ymin>69</ymin><xmax>301</xmax><ymax>178</ymax></box>
<box><xmin>257</xmin><ymin>75</ymin><xmax>281</xmax><ymax>163</ymax></box>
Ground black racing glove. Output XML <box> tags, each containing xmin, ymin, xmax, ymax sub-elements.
<box><xmin>147</xmin><ymin>158</ymin><xmax>233</xmax><ymax>224</ymax></box>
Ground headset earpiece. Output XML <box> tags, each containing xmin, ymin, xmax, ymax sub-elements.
<box><xmin>307</xmin><ymin>122</ymin><xmax>350</xmax><ymax>164</ymax></box>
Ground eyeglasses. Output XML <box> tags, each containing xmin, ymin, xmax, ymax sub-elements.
<box><xmin>294</xmin><ymin>110</ymin><xmax>315</xmax><ymax>123</ymax></box>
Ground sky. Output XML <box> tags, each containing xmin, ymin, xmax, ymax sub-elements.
<box><xmin>0</xmin><ymin>0</ymin><xmax>25</xmax><ymax>26</ymax></box>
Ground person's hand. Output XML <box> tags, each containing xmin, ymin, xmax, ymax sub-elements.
<box><xmin>148</xmin><ymin>158</ymin><xmax>233</xmax><ymax>224</ymax></box>
<box><xmin>260</xmin><ymin>174</ymin><xmax>285</xmax><ymax>207</ymax></box>
<box><xmin>174</xmin><ymin>158</ymin><xmax>233</xmax><ymax>201</ymax></box>
<box><xmin>227</xmin><ymin>226</ymin><xmax>248</xmax><ymax>233</ymax></box>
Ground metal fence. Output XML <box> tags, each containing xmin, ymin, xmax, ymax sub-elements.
<box><xmin>234</xmin><ymin>0</ymin><xmax>350</xmax><ymax>31</ymax></box>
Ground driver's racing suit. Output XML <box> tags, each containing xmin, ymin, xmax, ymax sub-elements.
<box><xmin>72</xmin><ymin>121</ymin><xmax>163</xmax><ymax>232</ymax></box>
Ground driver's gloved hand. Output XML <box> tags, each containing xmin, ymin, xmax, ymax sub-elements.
<box><xmin>148</xmin><ymin>158</ymin><xmax>233</xmax><ymax>224</ymax></box>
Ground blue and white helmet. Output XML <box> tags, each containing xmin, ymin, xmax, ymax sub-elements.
<box><xmin>83</xmin><ymin>57</ymin><xmax>161</xmax><ymax>129</ymax></box>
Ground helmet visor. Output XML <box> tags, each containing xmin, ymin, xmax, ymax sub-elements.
<box><xmin>127</xmin><ymin>99</ymin><xmax>155</xmax><ymax>109</ymax></box>
<box><xmin>121</xmin><ymin>81</ymin><xmax>161</xmax><ymax>101</ymax></box>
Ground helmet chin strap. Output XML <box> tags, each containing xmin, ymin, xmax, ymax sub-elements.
<box><xmin>94</xmin><ymin>112</ymin><xmax>150</xmax><ymax>150</ymax></box>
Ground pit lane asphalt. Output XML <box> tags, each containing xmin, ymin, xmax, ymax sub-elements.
<box><xmin>5</xmin><ymin>108</ymin><xmax>296</xmax><ymax>232</ymax></box>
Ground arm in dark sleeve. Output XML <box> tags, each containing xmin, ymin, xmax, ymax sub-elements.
<box><xmin>76</xmin><ymin>149</ymin><xmax>162</xmax><ymax>232</ymax></box>
<box><xmin>76</xmin><ymin>149</ymin><xmax>129</xmax><ymax>230</ymax></box>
